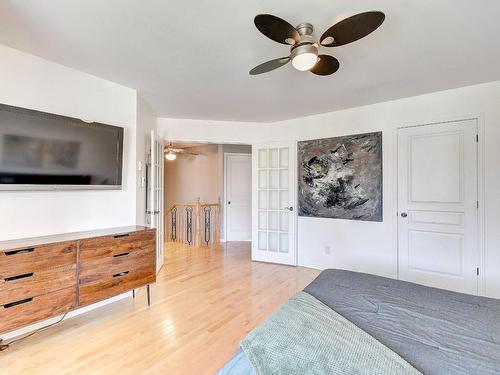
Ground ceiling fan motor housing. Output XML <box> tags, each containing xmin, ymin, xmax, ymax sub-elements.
<box><xmin>289</xmin><ymin>22</ymin><xmax>319</xmax><ymax>71</ymax></box>
<box><xmin>290</xmin><ymin>43</ymin><xmax>318</xmax><ymax>62</ymax></box>
<box><xmin>296</xmin><ymin>22</ymin><xmax>314</xmax><ymax>36</ymax></box>
<box><xmin>290</xmin><ymin>22</ymin><xmax>318</xmax><ymax>53</ymax></box>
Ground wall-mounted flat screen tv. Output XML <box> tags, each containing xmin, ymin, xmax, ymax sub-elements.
<box><xmin>0</xmin><ymin>103</ymin><xmax>123</xmax><ymax>190</ymax></box>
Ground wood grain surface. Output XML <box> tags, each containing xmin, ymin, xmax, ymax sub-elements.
<box><xmin>0</xmin><ymin>241</ymin><xmax>76</xmax><ymax>278</ymax></box>
<box><xmin>0</xmin><ymin>287</ymin><xmax>76</xmax><ymax>333</ymax></box>
<box><xmin>0</xmin><ymin>264</ymin><xmax>77</xmax><ymax>306</ymax></box>
<box><xmin>0</xmin><ymin>242</ymin><xmax>319</xmax><ymax>375</ymax></box>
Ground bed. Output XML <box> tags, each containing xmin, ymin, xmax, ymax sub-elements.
<box><xmin>216</xmin><ymin>269</ymin><xmax>500</xmax><ymax>375</ymax></box>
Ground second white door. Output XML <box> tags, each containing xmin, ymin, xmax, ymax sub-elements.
<box><xmin>397</xmin><ymin>119</ymin><xmax>479</xmax><ymax>294</ymax></box>
<box><xmin>225</xmin><ymin>153</ymin><xmax>252</xmax><ymax>241</ymax></box>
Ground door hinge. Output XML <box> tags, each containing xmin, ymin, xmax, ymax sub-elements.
<box><xmin>476</xmin><ymin>267</ymin><xmax>480</xmax><ymax>276</ymax></box>
<box><xmin>476</xmin><ymin>134</ymin><xmax>479</xmax><ymax>143</ymax></box>
<box><xmin>477</xmin><ymin>200</ymin><xmax>479</xmax><ymax>209</ymax></box>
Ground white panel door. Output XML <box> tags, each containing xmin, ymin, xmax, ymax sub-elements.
<box><xmin>148</xmin><ymin>130</ymin><xmax>164</xmax><ymax>273</ymax></box>
<box><xmin>252</xmin><ymin>141</ymin><xmax>297</xmax><ymax>265</ymax></box>
<box><xmin>398</xmin><ymin>119</ymin><xmax>478</xmax><ymax>294</ymax></box>
<box><xmin>225</xmin><ymin>153</ymin><xmax>252</xmax><ymax>241</ymax></box>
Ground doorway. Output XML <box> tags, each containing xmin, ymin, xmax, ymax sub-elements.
<box><xmin>397</xmin><ymin>119</ymin><xmax>479</xmax><ymax>294</ymax></box>
<box><xmin>162</xmin><ymin>141</ymin><xmax>252</xmax><ymax>248</ymax></box>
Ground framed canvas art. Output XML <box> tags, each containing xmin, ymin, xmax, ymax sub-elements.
<box><xmin>298</xmin><ymin>132</ymin><xmax>383</xmax><ymax>221</ymax></box>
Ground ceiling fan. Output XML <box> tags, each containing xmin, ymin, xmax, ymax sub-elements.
<box><xmin>164</xmin><ymin>142</ymin><xmax>201</xmax><ymax>161</ymax></box>
<box><xmin>249</xmin><ymin>11</ymin><xmax>385</xmax><ymax>76</ymax></box>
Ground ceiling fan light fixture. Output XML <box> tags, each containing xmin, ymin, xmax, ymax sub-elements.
<box><xmin>165</xmin><ymin>151</ymin><xmax>177</xmax><ymax>161</ymax></box>
<box><xmin>290</xmin><ymin>44</ymin><xmax>318</xmax><ymax>71</ymax></box>
<box><xmin>250</xmin><ymin>11</ymin><xmax>385</xmax><ymax>76</ymax></box>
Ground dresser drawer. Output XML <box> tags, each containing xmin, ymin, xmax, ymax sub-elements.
<box><xmin>79</xmin><ymin>247</ymin><xmax>154</xmax><ymax>285</ymax></box>
<box><xmin>79</xmin><ymin>266</ymin><xmax>155</xmax><ymax>306</ymax></box>
<box><xmin>79</xmin><ymin>230</ymin><xmax>155</xmax><ymax>260</ymax></box>
<box><xmin>0</xmin><ymin>264</ymin><xmax>77</xmax><ymax>306</ymax></box>
<box><xmin>0</xmin><ymin>287</ymin><xmax>76</xmax><ymax>334</ymax></box>
<box><xmin>0</xmin><ymin>241</ymin><xmax>77</xmax><ymax>279</ymax></box>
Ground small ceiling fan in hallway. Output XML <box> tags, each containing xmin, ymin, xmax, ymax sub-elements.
<box><xmin>250</xmin><ymin>11</ymin><xmax>385</xmax><ymax>76</ymax></box>
<box><xmin>164</xmin><ymin>142</ymin><xmax>201</xmax><ymax>161</ymax></box>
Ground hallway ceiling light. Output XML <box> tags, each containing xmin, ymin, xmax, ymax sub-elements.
<box><xmin>165</xmin><ymin>151</ymin><xmax>177</xmax><ymax>161</ymax></box>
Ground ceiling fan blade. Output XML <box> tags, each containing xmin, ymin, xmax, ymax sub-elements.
<box><xmin>320</xmin><ymin>11</ymin><xmax>385</xmax><ymax>47</ymax></box>
<box><xmin>249</xmin><ymin>57</ymin><xmax>290</xmax><ymax>75</ymax></box>
<box><xmin>310</xmin><ymin>55</ymin><xmax>340</xmax><ymax>76</ymax></box>
<box><xmin>254</xmin><ymin>14</ymin><xmax>300</xmax><ymax>45</ymax></box>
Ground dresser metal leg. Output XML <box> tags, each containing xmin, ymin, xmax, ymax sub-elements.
<box><xmin>132</xmin><ymin>289</ymin><xmax>135</xmax><ymax>298</ymax></box>
<box><xmin>146</xmin><ymin>284</ymin><xmax>151</xmax><ymax>307</ymax></box>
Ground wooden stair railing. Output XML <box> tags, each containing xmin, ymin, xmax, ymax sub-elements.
<box><xmin>166</xmin><ymin>198</ymin><xmax>221</xmax><ymax>247</ymax></box>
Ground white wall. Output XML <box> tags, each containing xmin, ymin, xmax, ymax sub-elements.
<box><xmin>271</xmin><ymin>80</ymin><xmax>500</xmax><ymax>299</ymax></box>
<box><xmin>158</xmin><ymin>80</ymin><xmax>500</xmax><ymax>299</ymax></box>
<box><xmin>157</xmin><ymin>118</ymin><xmax>271</xmax><ymax>144</ymax></box>
<box><xmin>136</xmin><ymin>95</ymin><xmax>157</xmax><ymax>225</ymax></box>
<box><xmin>0</xmin><ymin>45</ymin><xmax>138</xmax><ymax>240</ymax></box>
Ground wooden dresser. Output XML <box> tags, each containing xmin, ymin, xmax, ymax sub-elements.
<box><xmin>0</xmin><ymin>226</ymin><xmax>156</xmax><ymax>335</ymax></box>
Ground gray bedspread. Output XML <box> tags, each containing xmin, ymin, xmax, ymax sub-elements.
<box><xmin>241</xmin><ymin>291</ymin><xmax>421</xmax><ymax>375</ymax></box>
<box><xmin>304</xmin><ymin>269</ymin><xmax>500</xmax><ymax>375</ymax></box>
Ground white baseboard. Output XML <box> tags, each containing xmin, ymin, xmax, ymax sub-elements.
<box><xmin>1</xmin><ymin>291</ymin><xmax>132</xmax><ymax>341</ymax></box>
<box><xmin>297</xmin><ymin>261</ymin><xmax>326</xmax><ymax>271</ymax></box>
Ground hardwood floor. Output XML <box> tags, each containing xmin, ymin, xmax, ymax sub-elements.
<box><xmin>1</xmin><ymin>242</ymin><xmax>319</xmax><ymax>375</ymax></box>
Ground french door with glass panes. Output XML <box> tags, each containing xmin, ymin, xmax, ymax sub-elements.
<box><xmin>148</xmin><ymin>130</ymin><xmax>164</xmax><ymax>274</ymax></box>
<box><xmin>252</xmin><ymin>141</ymin><xmax>297</xmax><ymax>265</ymax></box>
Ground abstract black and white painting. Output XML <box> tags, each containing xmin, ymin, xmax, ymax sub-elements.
<box><xmin>298</xmin><ymin>132</ymin><xmax>382</xmax><ymax>221</ymax></box>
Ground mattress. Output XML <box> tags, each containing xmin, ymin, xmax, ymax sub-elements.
<box><xmin>217</xmin><ymin>269</ymin><xmax>500</xmax><ymax>374</ymax></box>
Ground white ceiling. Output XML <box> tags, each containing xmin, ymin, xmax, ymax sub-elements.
<box><xmin>0</xmin><ymin>0</ymin><xmax>499</xmax><ymax>122</ymax></box>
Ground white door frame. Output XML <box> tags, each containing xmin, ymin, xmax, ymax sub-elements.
<box><xmin>224</xmin><ymin>152</ymin><xmax>252</xmax><ymax>242</ymax></box>
<box><xmin>395</xmin><ymin>114</ymin><xmax>485</xmax><ymax>295</ymax></box>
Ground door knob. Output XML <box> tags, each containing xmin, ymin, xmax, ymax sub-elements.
<box><xmin>228</xmin><ymin>201</ymin><xmax>231</xmax><ymax>205</ymax></box>
<box><xmin>401</xmin><ymin>212</ymin><xmax>408</xmax><ymax>218</ymax></box>
<box><xmin>283</xmin><ymin>207</ymin><xmax>294</xmax><ymax>212</ymax></box>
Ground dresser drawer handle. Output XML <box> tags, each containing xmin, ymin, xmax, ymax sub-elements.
<box><xmin>113</xmin><ymin>252</ymin><xmax>130</xmax><ymax>258</ymax></box>
<box><xmin>3</xmin><ymin>297</ymin><xmax>33</xmax><ymax>309</ymax></box>
<box><xmin>113</xmin><ymin>271</ymin><xmax>129</xmax><ymax>278</ymax></box>
<box><xmin>113</xmin><ymin>234</ymin><xmax>130</xmax><ymax>238</ymax></box>
<box><xmin>5</xmin><ymin>248</ymin><xmax>35</xmax><ymax>256</ymax></box>
<box><xmin>4</xmin><ymin>273</ymin><xmax>34</xmax><ymax>282</ymax></box>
